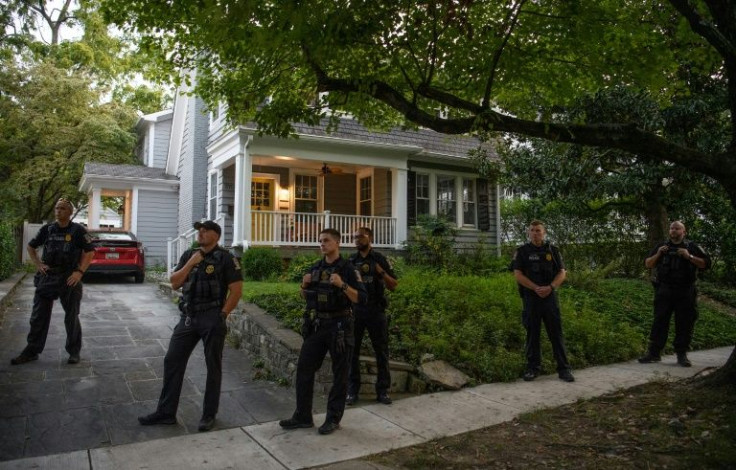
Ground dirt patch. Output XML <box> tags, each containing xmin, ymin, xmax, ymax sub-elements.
<box><xmin>363</xmin><ymin>376</ymin><xmax>736</xmax><ymax>469</ymax></box>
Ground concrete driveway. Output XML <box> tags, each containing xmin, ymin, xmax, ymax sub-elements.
<box><xmin>0</xmin><ymin>275</ymin><xmax>297</xmax><ymax>462</ymax></box>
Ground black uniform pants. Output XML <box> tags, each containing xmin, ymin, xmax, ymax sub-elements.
<box><xmin>157</xmin><ymin>310</ymin><xmax>226</xmax><ymax>418</ymax></box>
<box><xmin>522</xmin><ymin>291</ymin><xmax>570</xmax><ymax>372</ymax></box>
<box><xmin>348</xmin><ymin>311</ymin><xmax>390</xmax><ymax>396</ymax></box>
<box><xmin>294</xmin><ymin>316</ymin><xmax>354</xmax><ymax>425</ymax></box>
<box><xmin>23</xmin><ymin>275</ymin><xmax>83</xmax><ymax>356</ymax></box>
<box><xmin>648</xmin><ymin>283</ymin><xmax>698</xmax><ymax>354</ymax></box>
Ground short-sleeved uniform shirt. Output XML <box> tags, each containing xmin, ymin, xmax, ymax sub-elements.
<box><xmin>512</xmin><ymin>242</ymin><xmax>565</xmax><ymax>290</ymax></box>
<box><xmin>177</xmin><ymin>246</ymin><xmax>242</xmax><ymax>306</ymax></box>
<box><xmin>29</xmin><ymin>222</ymin><xmax>94</xmax><ymax>270</ymax></box>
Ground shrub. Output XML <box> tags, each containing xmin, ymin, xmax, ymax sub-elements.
<box><xmin>282</xmin><ymin>254</ymin><xmax>320</xmax><ymax>282</ymax></box>
<box><xmin>247</xmin><ymin>273</ymin><xmax>736</xmax><ymax>385</ymax></box>
<box><xmin>0</xmin><ymin>223</ymin><xmax>18</xmax><ymax>281</ymax></box>
<box><xmin>241</xmin><ymin>247</ymin><xmax>283</xmax><ymax>281</ymax></box>
<box><xmin>404</xmin><ymin>215</ymin><xmax>457</xmax><ymax>270</ymax></box>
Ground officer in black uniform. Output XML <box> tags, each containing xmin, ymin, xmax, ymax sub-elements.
<box><xmin>139</xmin><ymin>220</ymin><xmax>242</xmax><ymax>432</ymax></box>
<box><xmin>639</xmin><ymin>220</ymin><xmax>710</xmax><ymax>367</ymax></box>
<box><xmin>280</xmin><ymin>228</ymin><xmax>367</xmax><ymax>435</ymax></box>
<box><xmin>512</xmin><ymin>220</ymin><xmax>575</xmax><ymax>382</ymax></box>
<box><xmin>11</xmin><ymin>198</ymin><xmax>94</xmax><ymax>366</ymax></box>
<box><xmin>346</xmin><ymin>226</ymin><xmax>397</xmax><ymax>406</ymax></box>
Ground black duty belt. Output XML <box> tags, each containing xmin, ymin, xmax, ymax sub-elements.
<box><xmin>315</xmin><ymin>310</ymin><xmax>351</xmax><ymax>320</ymax></box>
<box><xmin>188</xmin><ymin>300</ymin><xmax>222</xmax><ymax>313</ymax></box>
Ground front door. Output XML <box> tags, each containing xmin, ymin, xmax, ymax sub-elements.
<box><xmin>251</xmin><ymin>178</ymin><xmax>275</xmax><ymax>242</ymax></box>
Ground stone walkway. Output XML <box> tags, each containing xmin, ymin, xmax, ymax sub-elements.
<box><xmin>0</xmin><ymin>274</ymin><xmax>302</xmax><ymax>462</ymax></box>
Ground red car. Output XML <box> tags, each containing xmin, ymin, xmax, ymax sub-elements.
<box><xmin>86</xmin><ymin>230</ymin><xmax>145</xmax><ymax>283</ymax></box>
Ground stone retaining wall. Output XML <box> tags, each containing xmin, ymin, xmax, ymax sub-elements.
<box><xmin>158</xmin><ymin>282</ymin><xmax>417</xmax><ymax>393</ymax></box>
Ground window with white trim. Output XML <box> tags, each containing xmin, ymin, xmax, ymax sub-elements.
<box><xmin>208</xmin><ymin>172</ymin><xmax>218</xmax><ymax>219</ymax></box>
<box><xmin>437</xmin><ymin>175</ymin><xmax>456</xmax><ymax>223</ymax></box>
<box><xmin>462</xmin><ymin>178</ymin><xmax>476</xmax><ymax>227</ymax></box>
<box><xmin>359</xmin><ymin>176</ymin><xmax>372</xmax><ymax>216</ymax></box>
<box><xmin>416</xmin><ymin>173</ymin><xmax>430</xmax><ymax>217</ymax></box>
<box><xmin>295</xmin><ymin>174</ymin><xmax>318</xmax><ymax>213</ymax></box>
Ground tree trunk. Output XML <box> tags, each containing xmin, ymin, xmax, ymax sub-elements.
<box><xmin>643</xmin><ymin>195</ymin><xmax>668</xmax><ymax>248</ymax></box>
<box><xmin>697</xmin><ymin>346</ymin><xmax>736</xmax><ymax>387</ymax></box>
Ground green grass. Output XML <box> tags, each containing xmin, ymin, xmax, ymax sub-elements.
<box><xmin>241</xmin><ymin>271</ymin><xmax>736</xmax><ymax>384</ymax></box>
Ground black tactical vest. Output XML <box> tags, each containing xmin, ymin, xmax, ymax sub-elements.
<box><xmin>308</xmin><ymin>258</ymin><xmax>351</xmax><ymax>312</ymax></box>
<box><xmin>656</xmin><ymin>241</ymin><xmax>697</xmax><ymax>286</ymax></box>
<box><xmin>349</xmin><ymin>253</ymin><xmax>385</xmax><ymax>307</ymax></box>
<box><xmin>521</xmin><ymin>242</ymin><xmax>557</xmax><ymax>286</ymax></box>
<box><xmin>42</xmin><ymin>223</ymin><xmax>82</xmax><ymax>270</ymax></box>
<box><xmin>182</xmin><ymin>248</ymin><xmax>227</xmax><ymax>306</ymax></box>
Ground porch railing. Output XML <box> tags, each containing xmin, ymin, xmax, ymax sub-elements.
<box><xmin>252</xmin><ymin>210</ymin><xmax>396</xmax><ymax>248</ymax></box>
<box><xmin>166</xmin><ymin>214</ymin><xmax>227</xmax><ymax>276</ymax></box>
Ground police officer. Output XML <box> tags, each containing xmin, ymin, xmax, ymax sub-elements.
<box><xmin>280</xmin><ymin>228</ymin><xmax>367</xmax><ymax>435</ymax></box>
<box><xmin>512</xmin><ymin>220</ymin><xmax>575</xmax><ymax>382</ymax></box>
<box><xmin>139</xmin><ymin>220</ymin><xmax>242</xmax><ymax>432</ymax></box>
<box><xmin>639</xmin><ymin>220</ymin><xmax>710</xmax><ymax>367</ymax></box>
<box><xmin>11</xmin><ymin>198</ymin><xmax>94</xmax><ymax>366</ymax></box>
<box><xmin>346</xmin><ymin>227</ymin><xmax>397</xmax><ymax>406</ymax></box>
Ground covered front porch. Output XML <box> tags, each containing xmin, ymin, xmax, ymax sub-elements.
<box><xmin>164</xmin><ymin>128</ymin><xmax>410</xmax><ymax>273</ymax></box>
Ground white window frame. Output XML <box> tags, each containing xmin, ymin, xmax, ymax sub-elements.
<box><xmin>208</xmin><ymin>170</ymin><xmax>219</xmax><ymax>219</ymax></box>
<box><xmin>462</xmin><ymin>177</ymin><xmax>477</xmax><ymax>228</ymax></box>
<box><xmin>415</xmin><ymin>172</ymin><xmax>431</xmax><ymax>218</ymax></box>
<box><xmin>358</xmin><ymin>174</ymin><xmax>373</xmax><ymax>216</ymax></box>
<box><xmin>292</xmin><ymin>171</ymin><xmax>320</xmax><ymax>213</ymax></box>
<box><xmin>416</xmin><ymin>170</ymin><xmax>479</xmax><ymax>229</ymax></box>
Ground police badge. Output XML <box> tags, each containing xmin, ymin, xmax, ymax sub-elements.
<box><xmin>65</xmin><ymin>234</ymin><xmax>72</xmax><ymax>242</ymax></box>
<box><xmin>546</xmin><ymin>253</ymin><xmax>552</xmax><ymax>261</ymax></box>
<box><xmin>206</xmin><ymin>265</ymin><xmax>215</xmax><ymax>274</ymax></box>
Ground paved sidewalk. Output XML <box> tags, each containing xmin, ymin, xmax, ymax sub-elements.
<box><xmin>0</xmin><ymin>274</ymin><xmax>731</xmax><ymax>469</ymax></box>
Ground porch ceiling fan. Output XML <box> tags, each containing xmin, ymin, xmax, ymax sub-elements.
<box><xmin>318</xmin><ymin>162</ymin><xmax>343</xmax><ymax>176</ymax></box>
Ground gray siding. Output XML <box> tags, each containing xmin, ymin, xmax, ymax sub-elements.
<box><xmin>153</xmin><ymin>119</ymin><xmax>172</xmax><ymax>169</ymax></box>
<box><xmin>177</xmin><ymin>95</ymin><xmax>210</xmax><ymax>234</ymax></box>
<box><xmin>137</xmin><ymin>190</ymin><xmax>179</xmax><ymax>267</ymax></box>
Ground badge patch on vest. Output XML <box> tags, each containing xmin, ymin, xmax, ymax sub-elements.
<box><xmin>206</xmin><ymin>264</ymin><xmax>215</xmax><ymax>274</ymax></box>
<box><xmin>65</xmin><ymin>234</ymin><xmax>71</xmax><ymax>242</ymax></box>
<box><xmin>361</xmin><ymin>263</ymin><xmax>370</xmax><ymax>273</ymax></box>
<box><xmin>321</xmin><ymin>270</ymin><xmax>329</xmax><ymax>281</ymax></box>
<box><xmin>546</xmin><ymin>253</ymin><xmax>552</xmax><ymax>261</ymax></box>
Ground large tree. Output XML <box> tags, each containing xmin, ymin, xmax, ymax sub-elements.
<box><xmin>101</xmin><ymin>0</ymin><xmax>736</xmax><ymax>383</ymax></box>
<box><xmin>0</xmin><ymin>58</ymin><xmax>139</xmax><ymax>222</ymax></box>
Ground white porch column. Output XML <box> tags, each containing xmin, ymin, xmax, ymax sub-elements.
<box><xmin>131</xmin><ymin>187</ymin><xmax>139</xmax><ymax>234</ymax></box>
<box><xmin>89</xmin><ymin>188</ymin><xmax>102</xmax><ymax>229</ymax></box>
<box><xmin>233</xmin><ymin>135</ymin><xmax>253</xmax><ymax>247</ymax></box>
<box><xmin>392</xmin><ymin>168</ymin><xmax>408</xmax><ymax>247</ymax></box>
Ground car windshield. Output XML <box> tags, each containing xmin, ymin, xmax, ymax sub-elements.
<box><xmin>90</xmin><ymin>232</ymin><xmax>135</xmax><ymax>241</ymax></box>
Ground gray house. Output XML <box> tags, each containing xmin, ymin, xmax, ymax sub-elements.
<box><xmin>80</xmin><ymin>80</ymin><xmax>501</xmax><ymax>272</ymax></box>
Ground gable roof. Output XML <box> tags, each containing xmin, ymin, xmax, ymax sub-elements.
<box><xmin>242</xmin><ymin>118</ymin><xmax>494</xmax><ymax>159</ymax></box>
<box><xmin>83</xmin><ymin>163</ymin><xmax>178</xmax><ymax>181</ymax></box>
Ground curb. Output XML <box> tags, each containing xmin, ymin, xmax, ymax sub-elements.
<box><xmin>0</xmin><ymin>271</ymin><xmax>27</xmax><ymax>311</ymax></box>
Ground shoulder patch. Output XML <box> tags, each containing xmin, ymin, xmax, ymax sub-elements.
<box><xmin>232</xmin><ymin>257</ymin><xmax>241</xmax><ymax>270</ymax></box>
<box><xmin>354</xmin><ymin>269</ymin><xmax>363</xmax><ymax>283</ymax></box>
<box><xmin>84</xmin><ymin>233</ymin><xmax>93</xmax><ymax>244</ymax></box>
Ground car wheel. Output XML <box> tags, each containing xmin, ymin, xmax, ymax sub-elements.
<box><xmin>134</xmin><ymin>272</ymin><xmax>145</xmax><ymax>283</ymax></box>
